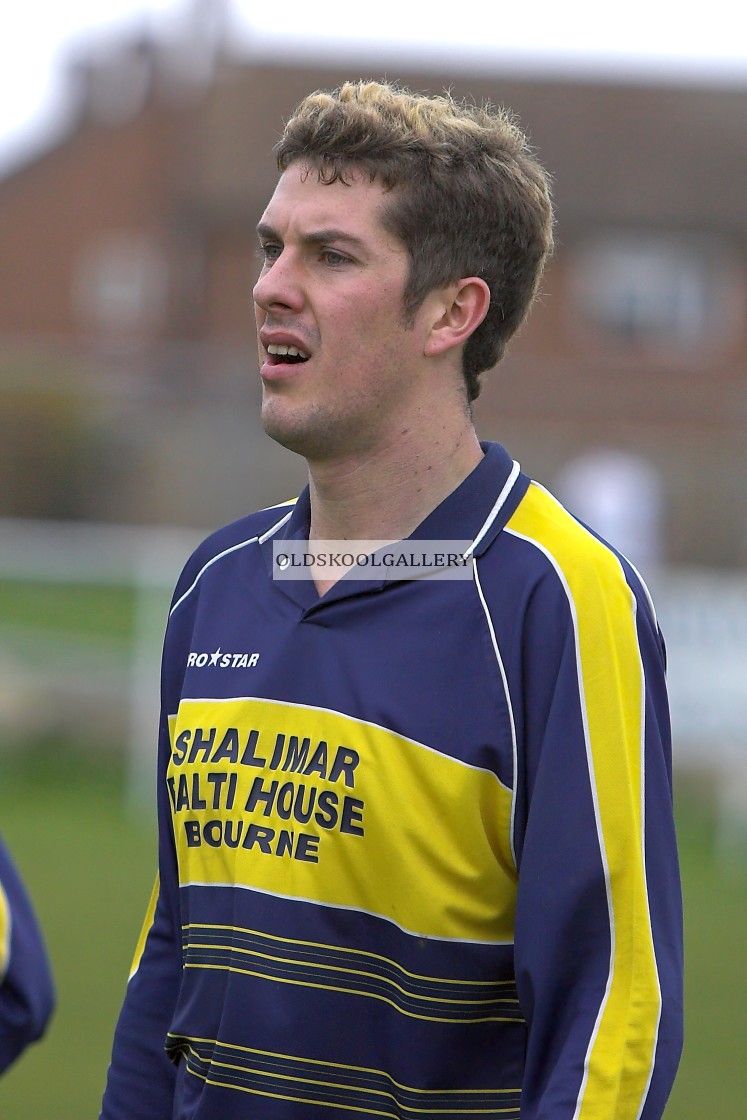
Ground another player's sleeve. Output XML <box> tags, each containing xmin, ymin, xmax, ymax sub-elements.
<box><xmin>507</xmin><ymin>501</ymin><xmax>683</xmax><ymax>1120</ymax></box>
<box><xmin>99</xmin><ymin>711</ymin><xmax>182</xmax><ymax>1119</ymax></box>
<box><xmin>0</xmin><ymin>836</ymin><xmax>55</xmax><ymax>1074</ymax></box>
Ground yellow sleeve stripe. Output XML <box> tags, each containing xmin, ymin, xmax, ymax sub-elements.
<box><xmin>0</xmin><ymin>880</ymin><xmax>10</xmax><ymax>981</ymax></box>
<box><xmin>129</xmin><ymin>873</ymin><xmax>160</xmax><ymax>981</ymax></box>
<box><xmin>506</xmin><ymin>483</ymin><xmax>661</xmax><ymax>1120</ymax></box>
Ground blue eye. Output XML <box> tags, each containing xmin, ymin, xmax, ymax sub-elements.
<box><xmin>322</xmin><ymin>250</ymin><xmax>350</xmax><ymax>266</ymax></box>
<box><xmin>260</xmin><ymin>243</ymin><xmax>282</xmax><ymax>262</ymax></box>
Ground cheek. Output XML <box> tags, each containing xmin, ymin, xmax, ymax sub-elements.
<box><xmin>341</xmin><ymin>296</ymin><xmax>403</xmax><ymax>349</ymax></box>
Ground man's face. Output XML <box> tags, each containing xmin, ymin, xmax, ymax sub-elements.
<box><xmin>253</xmin><ymin>164</ymin><xmax>434</xmax><ymax>464</ymax></box>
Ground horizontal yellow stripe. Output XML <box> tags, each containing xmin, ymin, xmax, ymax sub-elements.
<box><xmin>183</xmin><ymin>923</ymin><xmax>516</xmax><ymax>989</ymax></box>
<box><xmin>177</xmin><ymin>1035</ymin><xmax>520</xmax><ymax>1115</ymax></box>
<box><xmin>168</xmin><ymin>698</ymin><xmax>516</xmax><ymax>942</ymax></box>
<box><xmin>185</xmin><ymin>942</ymin><xmax>506</xmax><ymax>1005</ymax></box>
<box><xmin>183</xmin><ymin>960</ymin><xmax>515</xmax><ymax>1024</ymax></box>
<box><xmin>172</xmin><ymin>1031</ymin><xmax>521</xmax><ymax>1091</ymax></box>
<box><xmin>192</xmin><ymin>1067</ymin><xmax>519</xmax><ymax>1118</ymax></box>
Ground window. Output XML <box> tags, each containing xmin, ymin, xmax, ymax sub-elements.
<box><xmin>571</xmin><ymin>232</ymin><xmax>742</xmax><ymax>357</ymax></box>
<box><xmin>72</xmin><ymin>233</ymin><xmax>168</xmax><ymax>335</ymax></box>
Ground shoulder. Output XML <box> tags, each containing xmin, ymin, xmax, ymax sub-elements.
<box><xmin>189</xmin><ymin>498</ymin><xmax>296</xmax><ymax>567</ymax></box>
<box><xmin>505</xmin><ymin>480</ymin><xmax>641</xmax><ymax>590</ymax></box>
<box><xmin>170</xmin><ymin>498</ymin><xmax>297</xmax><ymax>613</ymax></box>
<box><xmin>482</xmin><ymin>479</ymin><xmax>658</xmax><ymax>633</ymax></box>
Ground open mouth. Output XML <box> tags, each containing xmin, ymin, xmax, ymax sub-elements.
<box><xmin>266</xmin><ymin>344</ymin><xmax>310</xmax><ymax>365</ymax></box>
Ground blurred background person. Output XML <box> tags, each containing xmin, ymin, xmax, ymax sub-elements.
<box><xmin>554</xmin><ymin>450</ymin><xmax>665</xmax><ymax>574</ymax></box>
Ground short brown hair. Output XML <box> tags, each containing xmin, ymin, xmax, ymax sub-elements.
<box><xmin>275</xmin><ymin>80</ymin><xmax>554</xmax><ymax>401</ymax></box>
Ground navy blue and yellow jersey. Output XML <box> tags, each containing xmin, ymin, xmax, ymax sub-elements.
<box><xmin>0</xmin><ymin>837</ymin><xmax>54</xmax><ymax>1073</ymax></box>
<box><xmin>100</xmin><ymin>442</ymin><xmax>683</xmax><ymax>1120</ymax></box>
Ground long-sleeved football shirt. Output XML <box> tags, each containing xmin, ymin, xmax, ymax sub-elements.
<box><xmin>101</xmin><ymin>442</ymin><xmax>683</xmax><ymax>1120</ymax></box>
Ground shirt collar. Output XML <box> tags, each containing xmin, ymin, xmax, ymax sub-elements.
<box><xmin>260</xmin><ymin>442</ymin><xmax>528</xmax><ymax>606</ymax></box>
<box><xmin>407</xmin><ymin>441</ymin><xmax>527</xmax><ymax>553</ymax></box>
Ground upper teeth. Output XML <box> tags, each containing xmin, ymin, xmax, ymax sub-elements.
<box><xmin>267</xmin><ymin>344</ymin><xmax>309</xmax><ymax>359</ymax></box>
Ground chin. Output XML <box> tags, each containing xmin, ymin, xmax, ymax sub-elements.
<box><xmin>262</xmin><ymin>402</ymin><xmax>325</xmax><ymax>459</ymax></box>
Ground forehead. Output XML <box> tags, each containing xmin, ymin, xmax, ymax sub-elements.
<box><xmin>259</xmin><ymin>164</ymin><xmax>402</xmax><ymax>249</ymax></box>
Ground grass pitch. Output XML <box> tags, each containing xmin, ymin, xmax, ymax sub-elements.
<box><xmin>0</xmin><ymin>754</ymin><xmax>745</xmax><ymax>1118</ymax></box>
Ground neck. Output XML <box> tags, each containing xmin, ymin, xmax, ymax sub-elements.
<box><xmin>307</xmin><ymin>416</ymin><xmax>483</xmax><ymax>544</ymax></box>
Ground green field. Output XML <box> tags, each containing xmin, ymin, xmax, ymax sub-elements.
<box><xmin>0</xmin><ymin>755</ymin><xmax>155</xmax><ymax>1119</ymax></box>
<box><xmin>0</xmin><ymin>576</ymin><xmax>746</xmax><ymax>1117</ymax></box>
<box><xmin>0</xmin><ymin>756</ymin><xmax>744</xmax><ymax>1118</ymax></box>
<box><xmin>0</xmin><ymin>580</ymin><xmax>136</xmax><ymax>641</ymax></box>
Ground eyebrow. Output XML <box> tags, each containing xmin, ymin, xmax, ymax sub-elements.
<box><xmin>256</xmin><ymin>222</ymin><xmax>368</xmax><ymax>253</ymax></box>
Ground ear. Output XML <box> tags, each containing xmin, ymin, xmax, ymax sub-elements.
<box><xmin>423</xmin><ymin>278</ymin><xmax>491</xmax><ymax>359</ymax></box>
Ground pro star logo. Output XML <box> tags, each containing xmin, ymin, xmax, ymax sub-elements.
<box><xmin>187</xmin><ymin>648</ymin><xmax>260</xmax><ymax>669</ymax></box>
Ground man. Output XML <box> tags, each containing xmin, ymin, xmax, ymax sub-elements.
<box><xmin>100</xmin><ymin>81</ymin><xmax>683</xmax><ymax>1119</ymax></box>
<box><xmin>0</xmin><ymin>836</ymin><xmax>55</xmax><ymax>1073</ymax></box>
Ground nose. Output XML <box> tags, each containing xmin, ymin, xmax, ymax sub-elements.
<box><xmin>253</xmin><ymin>250</ymin><xmax>304</xmax><ymax>315</ymax></box>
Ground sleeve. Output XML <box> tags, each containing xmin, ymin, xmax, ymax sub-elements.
<box><xmin>511</xmin><ymin>554</ymin><xmax>683</xmax><ymax>1120</ymax></box>
<box><xmin>99</xmin><ymin>712</ymin><xmax>182</xmax><ymax>1118</ymax></box>
<box><xmin>99</xmin><ymin>538</ymin><xmax>227</xmax><ymax>1118</ymax></box>
<box><xmin>0</xmin><ymin>835</ymin><xmax>55</xmax><ymax>1074</ymax></box>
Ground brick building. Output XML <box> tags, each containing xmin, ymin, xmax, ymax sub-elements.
<box><xmin>1</xmin><ymin>32</ymin><xmax>745</xmax><ymax>565</ymax></box>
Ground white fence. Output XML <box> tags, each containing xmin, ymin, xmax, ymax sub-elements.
<box><xmin>0</xmin><ymin>517</ymin><xmax>201</xmax><ymax>810</ymax></box>
<box><xmin>649</xmin><ymin>568</ymin><xmax>747</xmax><ymax>866</ymax></box>
<box><xmin>1</xmin><ymin>519</ymin><xmax>745</xmax><ymax>840</ymax></box>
